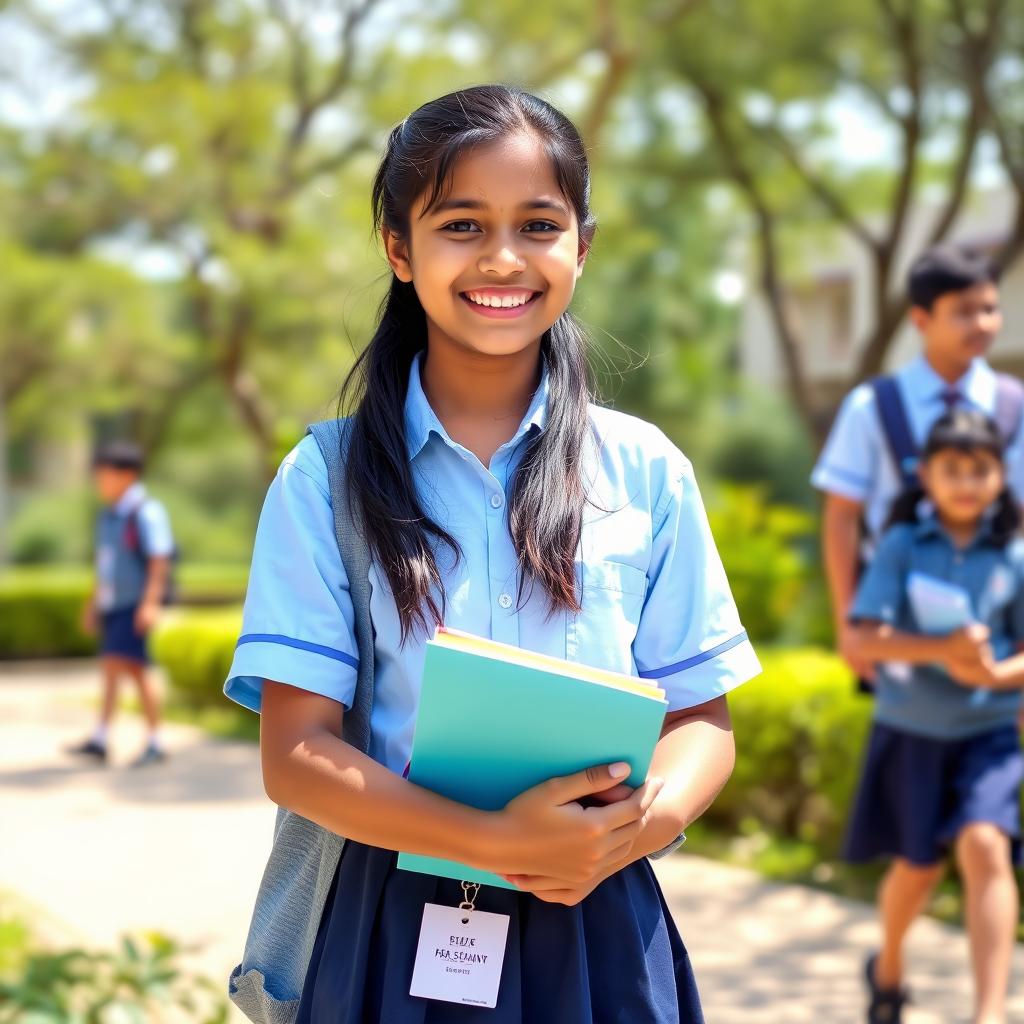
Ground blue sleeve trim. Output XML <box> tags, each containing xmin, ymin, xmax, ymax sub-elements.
<box><xmin>819</xmin><ymin>463</ymin><xmax>871</xmax><ymax>489</ymax></box>
<box><xmin>638</xmin><ymin>631</ymin><xmax>749</xmax><ymax>680</ymax></box>
<box><xmin>235</xmin><ymin>633</ymin><xmax>359</xmax><ymax>670</ymax></box>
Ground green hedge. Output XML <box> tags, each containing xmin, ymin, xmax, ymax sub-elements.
<box><xmin>150</xmin><ymin>609</ymin><xmax>868</xmax><ymax>855</ymax></box>
<box><xmin>0</xmin><ymin>566</ymin><xmax>249</xmax><ymax>660</ymax></box>
<box><xmin>150</xmin><ymin>608</ymin><xmax>243</xmax><ymax>708</ymax></box>
<box><xmin>0</xmin><ymin>570</ymin><xmax>95</xmax><ymax>660</ymax></box>
<box><xmin>709</xmin><ymin>648</ymin><xmax>870</xmax><ymax>856</ymax></box>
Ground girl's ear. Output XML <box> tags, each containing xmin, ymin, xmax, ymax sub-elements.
<box><xmin>576</xmin><ymin>234</ymin><xmax>591</xmax><ymax>281</ymax></box>
<box><xmin>383</xmin><ymin>227</ymin><xmax>414</xmax><ymax>283</ymax></box>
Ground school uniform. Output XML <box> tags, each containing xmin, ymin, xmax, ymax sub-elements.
<box><xmin>224</xmin><ymin>354</ymin><xmax>761</xmax><ymax>1023</ymax></box>
<box><xmin>94</xmin><ymin>482</ymin><xmax>174</xmax><ymax>664</ymax></box>
<box><xmin>845</xmin><ymin>516</ymin><xmax>1024</xmax><ymax>866</ymax></box>
<box><xmin>812</xmin><ymin>355</ymin><xmax>1024</xmax><ymax>546</ymax></box>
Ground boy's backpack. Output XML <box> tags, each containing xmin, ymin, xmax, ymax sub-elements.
<box><xmin>871</xmin><ymin>372</ymin><xmax>1024</xmax><ymax>493</ymax></box>
<box><xmin>228</xmin><ymin>418</ymin><xmax>376</xmax><ymax>1024</ymax></box>
<box><xmin>123</xmin><ymin>501</ymin><xmax>179</xmax><ymax>605</ymax></box>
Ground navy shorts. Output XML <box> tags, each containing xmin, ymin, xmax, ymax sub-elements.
<box><xmin>844</xmin><ymin>720</ymin><xmax>1024</xmax><ymax>866</ymax></box>
<box><xmin>99</xmin><ymin>607</ymin><xmax>150</xmax><ymax>665</ymax></box>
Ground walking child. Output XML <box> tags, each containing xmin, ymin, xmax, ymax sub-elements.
<box><xmin>224</xmin><ymin>85</ymin><xmax>761</xmax><ymax>1023</ymax></box>
<box><xmin>69</xmin><ymin>441</ymin><xmax>173</xmax><ymax>767</ymax></box>
<box><xmin>846</xmin><ymin>409</ymin><xmax>1024</xmax><ymax>1024</ymax></box>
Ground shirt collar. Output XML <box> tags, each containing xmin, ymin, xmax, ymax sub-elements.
<box><xmin>403</xmin><ymin>351</ymin><xmax>550</xmax><ymax>461</ymax></box>
<box><xmin>901</xmin><ymin>354</ymin><xmax>994</xmax><ymax>408</ymax></box>
<box><xmin>914</xmin><ymin>506</ymin><xmax>998</xmax><ymax>547</ymax></box>
<box><xmin>113</xmin><ymin>481</ymin><xmax>147</xmax><ymax>515</ymax></box>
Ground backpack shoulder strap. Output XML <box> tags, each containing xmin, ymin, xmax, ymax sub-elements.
<box><xmin>871</xmin><ymin>375</ymin><xmax>918</xmax><ymax>490</ymax></box>
<box><xmin>994</xmin><ymin>373</ymin><xmax>1024</xmax><ymax>447</ymax></box>
<box><xmin>306</xmin><ymin>418</ymin><xmax>375</xmax><ymax>757</ymax></box>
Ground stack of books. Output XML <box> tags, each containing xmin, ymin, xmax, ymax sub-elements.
<box><xmin>398</xmin><ymin>627</ymin><xmax>669</xmax><ymax>889</ymax></box>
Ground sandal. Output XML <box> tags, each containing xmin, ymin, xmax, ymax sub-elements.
<box><xmin>865</xmin><ymin>953</ymin><xmax>910</xmax><ymax>1023</ymax></box>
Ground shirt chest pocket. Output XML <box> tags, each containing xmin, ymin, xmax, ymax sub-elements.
<box><xmin>566</xmin><ymin>560</ymin><xmax>648</xmax><ymax>675</ymax></box>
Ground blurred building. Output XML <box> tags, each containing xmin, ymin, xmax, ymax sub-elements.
<box><xmin>738</xmin><ymin>187</ymin><xmax>1024</xmax><ymax>414</ymax></box>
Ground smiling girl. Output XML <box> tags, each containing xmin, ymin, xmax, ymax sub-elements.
<box><xmin>225</xmin><ymin>85</ymin><xmax>760</xmax><ymax>1024</ymax></box>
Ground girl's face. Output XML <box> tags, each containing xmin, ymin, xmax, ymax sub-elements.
<box><xmin>383</xmin><ymin>132</ymin><xmax>588</xmax><ymax>360</ymax></box>
<box><xmin>918</xmin><ymin>446</ymin><xmax>1004</xmax><ymax>526</ymax></box>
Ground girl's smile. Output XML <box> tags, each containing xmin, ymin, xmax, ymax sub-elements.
<box><xmin>460</xmin><ymin>287</ymin><xmax>544</xmax><ymax>318</ymax></box>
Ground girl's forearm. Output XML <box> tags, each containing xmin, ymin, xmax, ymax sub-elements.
<box><xmin>992</xmin><ymin>653</ymin><xmax>1024</xmax><ymax>689</ymax></box>
<box><xmin>262</xmin><ymin>724</ymin><xmax>509</xmax><ymax>873</ymax></box>
<box><xmin>848</xmin><ymin>623</ymin><xmax>951</xmax><ymax>664</ymax></box>
<box><xmin>637</xmin><ymin>696</ymin><xmax>736</xmax><ymax>858</ymax></box>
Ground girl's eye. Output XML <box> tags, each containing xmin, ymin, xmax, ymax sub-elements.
<box><xmin>523</xmin><ymin>220</ymin><xmax>561</xmax><ymax>233</ymax></box>
<box><xmin>442</xmin><ymin>221</ymin><xmax>480</xmax><ymax>233</ymax></box>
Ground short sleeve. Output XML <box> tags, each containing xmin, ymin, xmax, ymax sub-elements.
<box><xmin>138</xmin><ymin>499</ymin><xmax>174</xmax><ymax>558</ymax></box>
<box><xmin>810</xmin><ymin>386</ymin><xmax>878</xmax><ymax>502</ymax></box>
<box><xmin>224</xmin><ymin>436</ymin><xmax>359</xmax><ymax>714</ymax></box>
<box><xmin>632</xmin><ymin>457</ymin><xmax>761</xmax><ymax>711</ymax></box>
<box><xmin>849</xmin><ymin>524</ymin><xmax>911</xmax><ymax>625</ymax></box>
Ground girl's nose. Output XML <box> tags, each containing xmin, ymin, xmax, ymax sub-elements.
<box><xmin>478</xmin><ymin>240</ymin><xmax>526</xmax><ymax>275</ymax></box>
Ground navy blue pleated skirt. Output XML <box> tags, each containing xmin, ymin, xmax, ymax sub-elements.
<box><xmin>296</xmin><ymin>841</ymin><xmax>703</xmax><ymax>1024</ymax></box>
<box><xmin>844</xmin><ymin>720</ymin><xmax>1024</xmax><ymax>866</ymax></box>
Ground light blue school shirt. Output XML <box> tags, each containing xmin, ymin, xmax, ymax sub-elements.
<box><xmin>95</xmin><ymin>482</ymin><xmax>174</xmax><ymax>612</ymax></box>
<box><xmin>851</xmin><ymin>515</ymin><xmax>1024</xmax><ymax>739</ymax></box>
<box><xmin>811</xmin><ymin>355</ymin><xmax>1024</xmax><ymax>545</ymax></box>
<box><xmin>225</xmin><ymin>354</ymin><xmax>761</xmax><ymax>775</ymax></box>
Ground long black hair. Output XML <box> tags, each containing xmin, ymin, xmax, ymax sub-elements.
<box><xmin>338</xmin><ymin>85</ymin><xmax>598</xmax><ymax>640</ymax></box>
<box><xmin>886</xmin><ymin>408</ymin><xmax>1021</xmax><ymax>545</ymax></box>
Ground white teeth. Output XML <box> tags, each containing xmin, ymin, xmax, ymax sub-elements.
<box><xmin>465</xmin><ymin>291</ymin><xmax>534</xmax><ymax>308</ymax></box>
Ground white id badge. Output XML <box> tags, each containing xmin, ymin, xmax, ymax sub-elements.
<box><xmin>410</xmin><ymin>902</ymin><xmax>510</xmax><ymax>1009</ymax></box>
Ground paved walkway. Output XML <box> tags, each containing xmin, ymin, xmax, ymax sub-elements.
<box><xmin>3</xmin><ymin>662</ymin><xmax>1023</xmax><ymax>1023</ymax></box>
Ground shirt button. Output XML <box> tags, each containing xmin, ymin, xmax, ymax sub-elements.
<box><xmin>490</xmin><ymin>493</ymin><xmax>504</xmax><ymax>509</ymax></box>
<box><xmin>498</xmin><ymin>593</ymin><xmax>513</xmax><ymax>609</ymax></box>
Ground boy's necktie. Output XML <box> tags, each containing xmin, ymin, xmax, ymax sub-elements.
<box><xmin>940</xmin><ymin>388</ymin><xmax>963</xmax><ymax>411</ymax></box>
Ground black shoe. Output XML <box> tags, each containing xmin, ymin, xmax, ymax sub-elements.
<box><xmin>129</xmin><ymin>744</ymin><xmax>168</xmax><ymax>769</ymax></box>
<box><xmin>66</xmin><ymin>738</ymin><xmax>108</xmax><ymax>763</ymax></box>
<box><xmin>865</xmin><ymin>953</ymin><xmax>909</xmax><ymax>1023</ymax></box>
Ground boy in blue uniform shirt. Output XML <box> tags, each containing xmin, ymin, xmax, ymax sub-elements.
<box><xmin>68</xmin><ymin>442</ymin><xmax>174</xmax><ymax>768</ymax></box>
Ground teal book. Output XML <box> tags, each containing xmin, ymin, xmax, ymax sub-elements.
<box><xmin>397</xmin><ymin>628</ymin><xmax>669</xmax><ymax>890</ymax></box>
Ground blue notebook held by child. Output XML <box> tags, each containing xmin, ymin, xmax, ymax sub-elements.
<box><xmin>398</xmin><ymin>628</ymin><xmax>669</xmax><ymax>890</ymax></box>
<box><xmin>906</xmin><ymin>572</ymin><xmax>989</xmax><ymax>706</ymax></box>
<box><xmin>907</xmin><ymin>571</ymin><xmax>973</xmax><ymax>635</ymax></box>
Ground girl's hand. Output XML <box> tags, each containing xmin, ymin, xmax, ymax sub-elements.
<box><xmin>947</xmin><ymin>652</ymin><xmax>1000</xmax><ymax>688</ymax></box>
<box><xmin>490</xmin><ymin>763</ymin><xmax>664</xmax><ymax>885</ymax></box>
<box><xmin>945</xmin><ymin>623</ymin><xmax>991</xmax><ymax>662</ymax></box>
<box><xmin>502</xmin><ymin>870</ymin><xmax>608</xmax><ymax>908</ymax></box>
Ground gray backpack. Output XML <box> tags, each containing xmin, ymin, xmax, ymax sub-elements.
<box><xmin>228</xmin><ymin>419</ymin><xmax>375</xmax><ymax>1024</ymax></box>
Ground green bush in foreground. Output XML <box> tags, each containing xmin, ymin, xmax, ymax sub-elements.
<box><xmin>0</xmin><ymin>919</ymin><xmax>227</xmax><ymax>1024</ymax></box>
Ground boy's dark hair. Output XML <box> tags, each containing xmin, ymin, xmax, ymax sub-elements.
<box><xmin>93</xmin><ymin>440</ymin><xmax>145</xmax><ymax>473</ymax></box>
<box><xmin>886</xmin><ymin>408</ymin><xmax>1021</xmax><ymax>545</ymax></box>
<box><xmin>339</xmin><ymin>84</ymin><xmax>597</xmax><ymax>640</ymax></box>
<box><xmin>907</xmin><ymin>244</ymin><xmax>1000</xmax><ymax>311</ymax></box>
